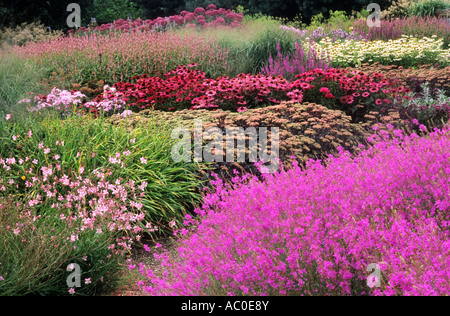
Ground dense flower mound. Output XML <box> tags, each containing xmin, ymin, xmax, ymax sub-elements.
<box><xmin>80</xmin><ymin>66</ymin><xmax>405</xmax><ymax>117</ymax></box>
<box><xmin>136</xmin><ymin>127</ymin><xmax>450</xmax><ymax>296</ymax></box>
<box><xmin>92</xmin><ymin>65</ymin><xmax>292</xmax><ymax>112</ymax></box>
<box><xmin>290</xmin><ymin>68</ymin><xmax>408</xmax><ymax>122</ymax></box>
<box><xmin>0</xmin><ymin>135</ymin><xmax>148</xmax><ymax>256</ymax></box>
<box><xmin>71</xmin><ymin>5</ymin><xmax>244</xmax><ymax>35</ymax></box>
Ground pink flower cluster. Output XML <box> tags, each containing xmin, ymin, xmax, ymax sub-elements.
<box><xmin>21</xmin><ymin>87</ymin><xmax>87</xmax><ymax>116</ymax></box>
<box><xmin>137</xmin><ymin>127</ymin><xmax>450</xmax><ymax>296</ymax></box>
<box><xmin>84</xmin><ymin>85</ymin><xmax>127</xmax><ymax>113</ymax></box>
<box><xmin>0</xmin><ymin>135</ymin><xmax>152</xmax><ymax>255</ymax></box>
<box><xmin>70</xmin><ymin>5</ymin><xmax>243</xmax><ymax>35</ymax></box>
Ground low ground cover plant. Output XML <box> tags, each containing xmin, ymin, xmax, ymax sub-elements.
<box><xmin>109</xmin><ymin>101</ymin><xmax>370</xmax><ymax>173</ymax></box>
<box><xmin>135</xmin><ymin>127</ymin><xmax>450</xmax><ymax>296</ymax></box>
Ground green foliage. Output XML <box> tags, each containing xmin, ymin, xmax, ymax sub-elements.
<box><xmin>280</xmin><ymin>13</ymin><xmax>307</xmax><ymax>29</ymax></box>
<box><xmin>134</xmin><ymin>0</ymin><xmax>185</xmax><ymax>19</ymax></box>
<box><xmin>309</xmin><ymin>13</ymin><xmax>325</xmax><ymax>28</ymax></box>
<box><xmin>0</xmin><ymin>53</ymin><xmax>48</xmax><ymax>119</ymax></box>
<box><xmin>134</xmin><ymin>102</ymin><xmax>370</xmax><ymax>171</ymax></box>
<box><xmin>0</xmin><ymin>0</ymin><xmax>94</xmax><ymax>30</ymax></box>
<box><xmin>408</xmin><ymin>0</ymin><xmax>450</xmax><ymax>17</ymax></box>
<box><xmin>357</xmin><ymin>8</ymin><xmax>371</xmax><ymax>18</ymax></box>
<box><xmin>85</xmin><ymin>0</ymin><xmax>146</xmax><ymax>25</ymax></box>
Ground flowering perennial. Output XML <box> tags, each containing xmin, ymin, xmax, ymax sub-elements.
<box><xmin>137</xmin><ymin>127</ymin><xmax>450</xmax><ymax>296</ymax></box>
<box><xmin>71</xmin><ymin>6</ymin><xmax>244</xmax><ymax>35</ymax></box>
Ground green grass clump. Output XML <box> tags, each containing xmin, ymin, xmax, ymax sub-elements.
<box><xmin>0</xmin><ymin>112</ymin><xmax>204</xmax><ymax>235</ymax></box>
<box><xmin>0</xmin><ymin>53</ymin><xmax>48</xmax><ymax>118</ymax></box>
<box><xmin>176</xmin><ymin>16</ymin><xmax>297</xmax><ymax>76</ymax></box>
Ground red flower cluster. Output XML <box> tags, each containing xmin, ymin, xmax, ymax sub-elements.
<box><xmin>77</xmin><ymin>66</ymin><xmax>411</xmax><ymax>122</ymax></box>
<box><xmin>290</xmin><ymin>68</ymin><xmax>409</xmax><ymax>122</ymax></box>
<box><xmin>96</xmin><ymin>65</ymin><xmax>291</xmax><ymax>112</ymax></box>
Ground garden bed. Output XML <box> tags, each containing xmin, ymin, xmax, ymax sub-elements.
<box><xmin>1</xmin><ymin>4</ymin><xmax>449</xmax><ymax>296</ymax></box>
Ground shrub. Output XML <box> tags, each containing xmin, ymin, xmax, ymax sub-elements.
<box><xmin>109</xmin><ymin>102</ymin><xmax>369</xmax><ymax>174</ymax></box>
<box><xmin>382</xmin><ymin>0</ymin><xmax>419</xmax><ymax>18</ymax></box>
<box><xmin>136</xmin><ymin>127</ymin><xmax>450</xmax><ymax>296</ymax></box>
<box><xmin>408</xmin><ymin>0</ymin><xmax>450</xmax><ymax>17</ymax></box>
<box><xmin>0</xmin><ymin>21</ymin><xmax>63</xmax><ymax>48</ymax></box>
